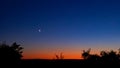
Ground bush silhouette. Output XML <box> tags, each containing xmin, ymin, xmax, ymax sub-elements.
<box><xmin>100</xmin><ymin>50</ymin><xmax>119</xmax><ymax>63</ymax></box>
<box><xmin>0</xmin><ymin>42</ymin><xmax>23</xmax><ymax>65</ymax></box>
<box><xmin>82</xmin><ymin>48</ymin><xmax>120</xmax><ymax>64</ymax></box>
<box><xmin>82</xmin><ymin>48</ymin><xmax>91</xmax><ymax>60</ymax></box>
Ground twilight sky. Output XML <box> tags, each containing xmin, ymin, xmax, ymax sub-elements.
<box><xmin>1</xmin><ymin>0</ymin><xmax>120</xmax><ymax>59</ymax></box>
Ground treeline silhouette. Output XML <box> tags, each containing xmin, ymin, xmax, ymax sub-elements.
<box><xmin>0</xmin><ymin>42</ymin><xmax>120</xmax><ymax>67</ymax></box>
<box><xmin>82</xmin><ymin>48</ymin><xmax>120</xmax><ymax>64</ymax></box>
<box><xmin>0</xmin><ymin>42</ymin><xmax>23</xmax><ymax>66</ymax></box>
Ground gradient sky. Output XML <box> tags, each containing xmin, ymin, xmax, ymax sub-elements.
<box><xmin>1</xmin><ymin>0</ymin><xmax>120</xmax><ymax>59</ymax></box>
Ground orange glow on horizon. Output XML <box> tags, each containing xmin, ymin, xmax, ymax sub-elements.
<box><xmin>22</xmin><ymin>50</ymin><xmax>100</xmax><ymax>59</ymax></box>
<box><xmin>22</xmin><ymin>50</ymin><xmax>83</xmax><ymax>59</ymax></box>
<box><xmin>22</xmin><ymin>46</ymin><xmax>118</xmax><ymax>59</ymax></box>
<box><xmin>22</xmin><ymin>54</ymin><xmax>83</xmax><ymax>59</ymax></box>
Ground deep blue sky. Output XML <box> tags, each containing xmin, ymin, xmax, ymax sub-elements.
<box><xmin>1</xmin><ymin>0</ymin><xmax>120</xmax><ymax>59</ymax></box>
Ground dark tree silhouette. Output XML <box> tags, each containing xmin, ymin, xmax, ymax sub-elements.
<box><xmin>0</xmin><ymin>42</ymin><xmax>23</xmax><ymax>65</ymax></box>
<box><xmin>100</xmin><ymin>50</ymin><xmax>119</xmax><ymax>64</ymax></box>
<box><xmin>82</xmin><ymin>48</ymin><xmax>91</xmax><ymax>60</ymax></box>
<box><xmin>117</xmin><ymin>48</ymin><xmax>120</xmax><ymax>60</ymax></box>
<box><xmin>87</xmin><ymin>54</ymin><xmax>100</xmax><ymax>61</ymax></box>
<box><xmin>82</xmin><ymin>48</ymin><xmax>120</xmax><ymax>64</ymax></box>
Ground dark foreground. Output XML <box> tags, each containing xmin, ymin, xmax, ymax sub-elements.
<box><xmin>1</xmin><ymin>59</ymin><xmax>120</xmax><ymax>67</ymax></box>
<box><xmin>20</xmin><ymin>59</ymin><xmax>120</xmax><ymax>67</ymax></box>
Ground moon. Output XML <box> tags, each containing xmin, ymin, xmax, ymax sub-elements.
<box><xmin>38</xmin><ymin>29</ymin><xmax>41</xmax><ymax>32</ymax></box>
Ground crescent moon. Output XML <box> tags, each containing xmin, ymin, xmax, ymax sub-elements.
<box><xmin>38</xmin><ymin>29</ymin><xmax>41</xmax><ymax>32</ymax></box>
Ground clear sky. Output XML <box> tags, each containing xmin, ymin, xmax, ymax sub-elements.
<box><xmin>1</xmin><ymin>0</ymin><xmax>120</xmax><ymax>59</ymax></box>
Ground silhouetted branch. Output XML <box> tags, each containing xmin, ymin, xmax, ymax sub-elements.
<box><xmin>55</xmin><ymin>52</ymin><xmax>64</xmax><ymax>60</ymax></box>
